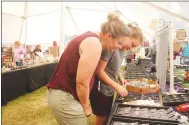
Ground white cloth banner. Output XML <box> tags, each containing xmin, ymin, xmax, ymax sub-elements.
<box><xmin>156</xmin><ymin>26</ymin><xmax>170</xmax><ymax>93</ymax></box>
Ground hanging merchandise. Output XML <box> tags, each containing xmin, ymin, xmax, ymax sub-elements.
<box><xmin>182</xmin><ymin>43</ymin><xmax>189</xmax><ymax>57</ymax></box>
<box><xmin>176</xmin><ymin>29</ymin><xmax>186</xmax><ymax>40</ymax></box>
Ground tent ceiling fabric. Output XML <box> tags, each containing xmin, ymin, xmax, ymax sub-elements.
<box><xmin>2</xmin><ymin>2</ymin><xmax>61</xmax><ymax>45</ymax></box>
<box><xmin>2</xmin><ymin>2</ymin><xmax>189</xmax><ymax>45</ymax></box>
<box><xmin>151</xmin><ymin>2</ymin><xmax>189</xmax><ymax>19</ymax></box>
<box><xmin>2</xmin><ymin>2</ymin><xmax>61</xmax><ymax>17</ymax></box>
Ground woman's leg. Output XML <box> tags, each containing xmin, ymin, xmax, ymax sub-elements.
<box><xmin>47</xmin><ymin>89</ymin><xmax>87</xmax><ymax>125</ymax></box>
<box><xmin>90</xmin><ymin>86</ymin><xmax>114</xmax><ymax>125</ymax></box>
<box><xmin>95</xmin><ymin>116</ymin><xmax>108</xmax><ymax>125</ymax></box>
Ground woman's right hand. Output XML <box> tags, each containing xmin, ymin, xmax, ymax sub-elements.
<box><xmin>116</xmin><ymin>84</ymin><xmax>128</xmax><ymax>97</ymax></box>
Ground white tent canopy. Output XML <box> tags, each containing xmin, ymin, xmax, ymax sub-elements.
<box><xmin>2</xmin><ymin>2</ymin><xmax>189</xmax><ymax>46</ymax></box>
<box><xmin>2</xmin><ymin>2</ymin><xmax>61</xmax><ymax>46</ymax></box>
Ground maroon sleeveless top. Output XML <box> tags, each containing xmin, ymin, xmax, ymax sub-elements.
<box><xmin>47</xmin><ymin>31</ymin><xmax>99</xmax><ymax>100</ymax></box>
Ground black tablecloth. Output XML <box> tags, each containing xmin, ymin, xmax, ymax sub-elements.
<box><xmin>2</xmin><ymin>69</ymin><xmax>27</xmax><ymax>105</ymax></box>
<box><xmin>1</xmin><ymin>62</ymin><xmax>57</xmax><ymax>106</ymax></box>
<box><xmin>26</xmin><ymin>63</ymin><xmax>56</xmax><ymax>92</ymax></box>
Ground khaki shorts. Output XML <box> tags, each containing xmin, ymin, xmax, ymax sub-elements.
<box><xmin>47</xmin><ymin>88</ymin><xmax>87</xmax><ymax>125</ymax></box>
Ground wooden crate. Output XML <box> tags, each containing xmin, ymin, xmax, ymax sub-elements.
<box><xmin>126</xmin><ymin>80</ymin><xmax>160</xmax><ymax>94</ymax></box>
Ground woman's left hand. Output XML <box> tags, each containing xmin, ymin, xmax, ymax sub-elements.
<box><xmin>121</xmin><ymin>79</ymin><xmax>127</xmax><ymax>86</ymax></box>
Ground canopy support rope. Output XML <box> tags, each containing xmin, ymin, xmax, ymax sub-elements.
<box><xmin>66</xmin><ymin>6</ymin><xmax>79</xmax><ymax>34</ymax></box>
<box><xmin>143</xmin><ymin>2</ymin><xmax>189</xmax><ymax>22</ymax></box>
<box><xmin>19</xmin><ymin>1</ymin><xmax>27</xmax><ymax>42</ymax></box>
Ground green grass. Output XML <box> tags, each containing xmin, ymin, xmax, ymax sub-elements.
<box><xmin>2</xmin><ymin>87</ymin><xmax>96</xmax><ymax>125</ymax></box>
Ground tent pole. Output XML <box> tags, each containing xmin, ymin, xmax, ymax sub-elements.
<box><xmin>19</xmin><ymin>1</ymin><xmax>27</xmax><ymax>42</ymax></box>
<box><xmin>67</xmin><ymin>7</ymin><xmax>79</xmax><ymax>34</ymax></box>
<box><xmin>169</xmin><ymin>21</ymin><xmax>175</xmax><ymax>94</ymax></box>
<box><xmin>24</xmin><ymin>2</ymin><xmax>28</xmax><ymax>51</ymax></box>
<box><xmin>59</xmin><ymin>2</ymin><xmax>66</xmax><ymax>56</ymax></box>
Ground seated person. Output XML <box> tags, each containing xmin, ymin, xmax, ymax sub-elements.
<box><xmin>33</xmin><ymin>45</ymin><xmax>42</xmax><ymax>55</ymax></box>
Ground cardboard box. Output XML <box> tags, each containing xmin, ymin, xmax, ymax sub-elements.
<box><xmin>48</xmin><ymin>46</ymin><xmax>59</xmax><ymax>57</ymax></box>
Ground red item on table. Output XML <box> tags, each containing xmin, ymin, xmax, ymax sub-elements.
<box><xmin>176</xmin><ymin>103</ymin><xmax>189</xmax><ymax>112</ymax></box>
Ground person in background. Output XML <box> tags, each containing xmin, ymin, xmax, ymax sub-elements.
<box><xmin>46</xmin><ymin>12</ymin><xmax>132</xmax><ymax>125</ymax></box>
<box><xmin>33</xmin><ymin>45</ymin><xmax>42</xmax><ymax>55</ymax></box>
<box><xmin>13</xmin><ymin>41</ymin><xmax>26</xmax><ymax>66</ymax></box>
<box><xmin>26</xmin><ymin>45</ymin><xmax>32</xmax><ymax>54</ymax></box>
<box><xmin>145</xmin><ymin>46</ymin><xmax>152</xmax><ymax>58</ymax></box>
<box><xmin>135</xmin><ymin>46</ymin><xmax>145</xmax><ymax>59</ymax></box>
<box><xmin>151</xmin><ymin>39</ymin><xmax>156</xmax><ymax>64</ymax></box>
<box><xmin>90</xmin><ymin>24</ymin><xmax>143</xmax><ymax>125</ymax></box>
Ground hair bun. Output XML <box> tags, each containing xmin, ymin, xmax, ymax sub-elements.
<box><xmin>107</xmin><ymin>12</ymin><xmax>120</xmax><ymax>22</ymax></box>
<box><xmin>127</xmin><ymin>23</ymin><xmax>133</xmax><ymax>27</ymax></box>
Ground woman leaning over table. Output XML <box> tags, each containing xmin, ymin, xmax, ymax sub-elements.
<box><xmin>47</xmin><ymin>12</ymin><xmax>131</xmax><ymax>125</ymax></box>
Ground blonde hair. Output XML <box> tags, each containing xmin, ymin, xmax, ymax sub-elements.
<box><xmin>101</xmin><ymin>12</ymin><xmax>132</xmax><ymax>38</ymax></box>
<box><xmin>36</xmin><ymin>44</ymin><xmax>40</xmax><ymax>49</ymax></box>
<box><xmin>101</xmin><ymin>12</ymin><xmax>143</xmax><ymax>43</ymax></box>
<box><xmin>128</xmin><ymin>23</ymin><xmax>143</xmax><ymax>43</ymax></box>
<box><xmin>14</xmin><ymin>41</ymin><xmax>21</xmax><ymax>47</ymax></box>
